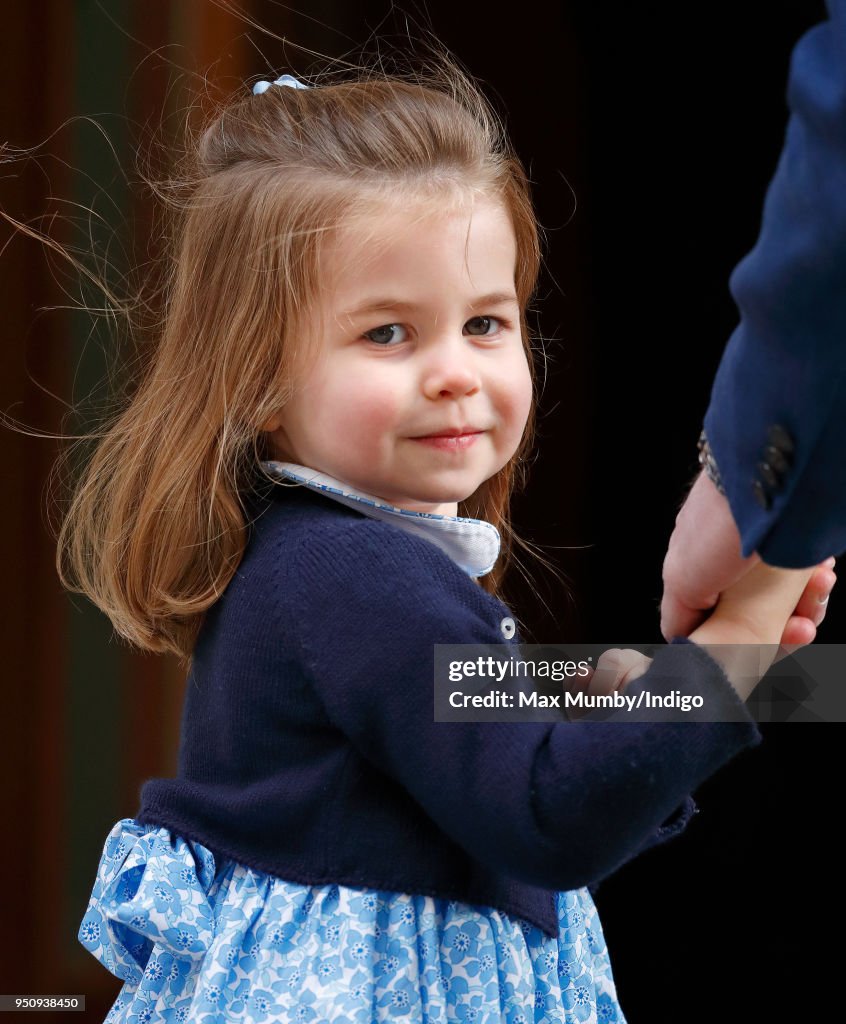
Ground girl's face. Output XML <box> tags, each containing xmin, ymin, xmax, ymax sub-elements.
<box><xmin>264</xmin><ymin>195</ymin><xmax>533</xmax><ymax>516</ymax></box>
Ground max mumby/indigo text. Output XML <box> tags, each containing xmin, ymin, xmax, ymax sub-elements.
<box><xmin>448</xmin><ymin>688</ymin><xmax>705</xmax><ymax>712</ymax></box>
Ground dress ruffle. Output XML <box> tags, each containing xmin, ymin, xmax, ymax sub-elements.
<box><xmin>79</xmin><ymin>819</ymin><xmax>627</xmax><ymax>1024</ymax></box>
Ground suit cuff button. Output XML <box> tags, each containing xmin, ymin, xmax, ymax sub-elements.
<box><xmin>767</xmin><ymin>424</ymin><xmax>795</xmax><ymax>458</ymax></box>
<box><xmin>763</xmin><ymin>443</ymin><xmax>790</xmax><ymax>473</ymax></box>
<box><xmin>757</xmin><ymin>461</ymin><xmax>780</xmax><ymax>489</ymax></box>
<box><xmin>752</xmin><ymin>479</ymin><xmax>772</xmax><ymax>510</ymax></box>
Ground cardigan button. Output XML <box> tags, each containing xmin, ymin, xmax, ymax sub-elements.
<box><xmin>500</xmin><ymin>617</ymin><xmax>516</xmax><ymax>640</ymax></box>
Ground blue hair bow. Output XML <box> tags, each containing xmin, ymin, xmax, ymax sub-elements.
<box><xmin>252</xmin><ymin>74</ymin><xmax>310</xmax><ymax>95</ymax></box>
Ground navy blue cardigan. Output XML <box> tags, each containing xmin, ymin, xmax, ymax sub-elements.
<box><xmin>137</xmin><ymin>481</ymin><xmax>762</xmax><ymax>937</ymax></box>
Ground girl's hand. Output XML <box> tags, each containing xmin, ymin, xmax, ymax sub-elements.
<box><xmin>566</xmin><ymin>648</ymin><xmax>653</xmax><ymax>719</ymax></box>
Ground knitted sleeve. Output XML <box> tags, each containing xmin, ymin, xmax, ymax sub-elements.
<box><xmin>285</xmin><ymin>518</ymin><xmax>763</xmax><ymax>891</ymax></box>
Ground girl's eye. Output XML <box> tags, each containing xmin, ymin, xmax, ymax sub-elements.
<box><xmin>362</xmin><ymin>315</ymin><xmax>509</xmax><ymax>347</ymax></box>
<box><xmin>363</xmin><ymin>323</ymin><xmax>408</xmax><ymax>346</ymax></box>
<box><xmin>464</xmin><ymin>315</ymin><xmax>505</xmax><ymax>337</ymax></box>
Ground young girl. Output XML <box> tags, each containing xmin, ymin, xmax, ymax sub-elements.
<box><xmin>68</xmin><ymin>64</ymin><xmax>836</xmax><ymax>1024</ymax></box>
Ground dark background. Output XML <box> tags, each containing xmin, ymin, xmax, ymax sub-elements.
<box><xmin>1</xmin><ymin>1</ymin><xmax>838</xmax><ymax>1021</ymax></box>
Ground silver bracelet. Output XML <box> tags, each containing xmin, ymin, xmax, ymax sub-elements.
<box><xmin>697</xmin><ymin>429</ymin><xmax>726</xmax><ymax>495</ymax></box>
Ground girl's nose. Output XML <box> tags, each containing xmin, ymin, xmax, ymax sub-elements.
<box><xmin>421</xmin><ymin>340</ymin><xmax>482</xmax><ymax>400</ymax></box>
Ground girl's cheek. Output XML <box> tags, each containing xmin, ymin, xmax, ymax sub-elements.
<box><xmin>334</xmin><ymin>390</ymin><xmax>398</xmax><ymax>443</ymax></box>
<box><xmin>504</xmin><ymin>356</ymin><xmax>534</xmax><ymax>431</ymax></box>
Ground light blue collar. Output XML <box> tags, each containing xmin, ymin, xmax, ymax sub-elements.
<box><xmin>260</xmin><ymin>460</ymin><xmax>501</xmax><ymax>578</ymax></box>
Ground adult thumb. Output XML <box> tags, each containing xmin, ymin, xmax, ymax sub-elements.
<box><xmin>660</xmin><ymin>589</ymin><xmax>713</xmax><ymax>642</ymax></box>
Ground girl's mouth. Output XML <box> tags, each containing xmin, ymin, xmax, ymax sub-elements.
<box><xmin>410</xmin><ymin>432</ymin><xmax>482</xmax><ymax>451</ymax></box>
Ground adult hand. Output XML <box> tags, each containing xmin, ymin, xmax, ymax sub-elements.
<box><xmin>660</xmin><ymin>470</ymin><xmax>836</xmax><ymax>647</ymax></box>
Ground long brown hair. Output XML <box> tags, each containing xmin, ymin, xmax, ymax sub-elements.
<box><xmin>13</xmin><ymin>54</ymin><xmax>560</xmax><ymax>666</ymax></box>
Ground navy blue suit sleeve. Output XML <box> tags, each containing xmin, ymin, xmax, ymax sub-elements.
<box><xmin>704</xmin><ymin>0</ymin><xmax>846</xmax><ymax>567</ymax></box>
<box><xmin>289</xmin><ymin>520</ymin><xmax>762</xmax><ymax>892</ymax></box>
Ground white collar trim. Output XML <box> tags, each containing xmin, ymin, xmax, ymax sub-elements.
<box><xmin>260</xmin><ymin>461</ymin><xmax>501</xmax><ymax>578</ymax></box>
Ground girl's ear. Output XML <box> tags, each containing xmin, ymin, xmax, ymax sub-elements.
<box><xmin>261</xmin><ymin>412</ymin><xmax>283</xmax><ymax>433</ymax></box>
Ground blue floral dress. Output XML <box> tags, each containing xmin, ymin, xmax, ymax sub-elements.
<box><xmin>78</xmin><ymin>820</ymin><xmax>626</xmax><ymax>1024</ymax></box>
<box><xmin>78</xmin><ymin>464</ymin><xmax>628</xmax><ymax>1023</ymax></box>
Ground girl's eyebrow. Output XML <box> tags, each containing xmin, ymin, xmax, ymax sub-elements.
<box><xmin>340</xmin><ymin>291</ymin><xmax>520</xmax><ymax>319</ymax></box>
